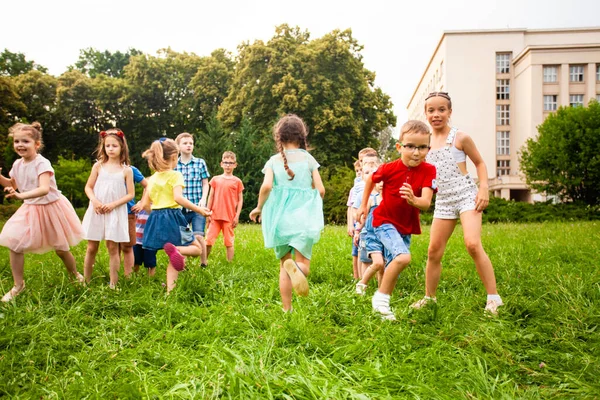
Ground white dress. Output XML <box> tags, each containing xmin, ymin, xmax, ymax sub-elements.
<box><xmin>81</xmin><ymin>164</ymin><xmax>129</xmax><ymax>242</ymax></box>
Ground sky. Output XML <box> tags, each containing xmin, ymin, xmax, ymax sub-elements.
<box><xmin>2</xmin><ymin>0</ymin><xmax>599</xmax><ymax>125</ymax></box>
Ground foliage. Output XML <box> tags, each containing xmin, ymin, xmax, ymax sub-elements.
<box><xmin>520</xmin><ymin>100</ymin><xmax>600</xmax><ymax>205</ymax></box>
<box><xmin>72</xmin><ymin>47</ymin><xmax>143</xmax><ymax>78</ymax></box>
<box><xmin>218</xmin><ymin>25</ymin><xmax>396</xmax><ymax>167</ymax></box>
<box><xmin>0</xmin><ymin>49</ymin><xmax>47</xmax><ymax>76</ymax></box>
<box><xmin>320</xmin><ymin>165</ymin><xmax>355</xmax><ymax>224</ymax></box>
<box><xmin>53</xmin><ymin>156</ymin><xmax>92</xmax><ymax>208</ymax></box>
<box><xmin>0</xmin><ymin>223</ymin><xmax>599</xmax><ymax>398</ymax></box>
<box><xmin>483</xmin><ymin>196</ymin><xmax>600</xmax><ymax>223</ymax></box>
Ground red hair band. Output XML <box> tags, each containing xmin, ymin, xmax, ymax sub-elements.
<box><xmin>100</xmin><ymin>130</ymin><xmax>124</xmax><ymax>139</ymax></box>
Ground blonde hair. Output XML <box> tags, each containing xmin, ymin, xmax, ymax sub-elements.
<box><xmin>95</xmin><ymin>128</ymin><xmax>130</xmax><ymax>165</ymax></box>
<box><xmin>222</xmin><ymin>151</ymin><xmax>236</xmax><ymax>162</ymax></box>
<box><xmin>273</xmin><ymin>114</ymin><xmax>308</xmax><ymax>180</ymax></box>
<box><xmin>142</xmin><ymin>138</ymin><xmax>179</xmax><ymax>172</ymax></box>
<box><xmin>399</xmin><ymin>120</ymin><xmax>430</xmax><ymax>143</ymax></box>
<box><xmin>358</xmin><ymin>147</ymin><xmax>377</xmax><ymax>160</ymax></box>
<box><xmin>175</xmin><ymin>132</ymin><xmax>193</xmax><ymax>145</ymax></box>
<box><xmin>9</xmin><ymin>122</ymin><xmax>44</xmax><ymax>152</ymax></box>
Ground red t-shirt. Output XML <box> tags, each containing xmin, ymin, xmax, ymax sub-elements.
<box><xmin>371</xmin><ymin>159</ymin><xmax>436</xmax><ymax>235</ymax></box>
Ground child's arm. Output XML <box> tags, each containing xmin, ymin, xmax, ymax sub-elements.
<box><xmin>312</xmin><ymin>169</ymin><xmax>325</xmax><ymax>199</ymax></box>
<box><xmin>399</xmin><ymin>184</ymin><xmax>434</xmax><ymax>211</ymax></box>
<box><xmin>101</xmin><ymin>167</ymin><xmax>135</xmax><ymax>213</ymax></box>
<box><xmin>140</xmin><ymin>188</ymin><xmax>151</xmax><ymax>213</ymax></box>
<box><xmin>131</xmin><ymin>178</ymin><xmax>148</xmax><ymax>213</ymax></box>
<box><xmin>0</xmin><ymin>168</ymin><xmax>16</xmax><ymax>189</ymax></box>
<box><xmin>85</xmin><ymin>163</ymin><xmax>104</xmax><ymax>214</ymax></box>
<box><xmin>249</xmin><ymin>168</ymin><xmax>273</xmax><ymax>222</ymax></box>
<box><xmin>233</xmin><ymin>189</ymin><xmax>243</xmax><ymax>228</ymax></box>
<box><xmin>206</xmin><ymin>185</ymin><xmax>214</xmax><ymax>226</ymax></box>
<box><xmin>4</xmin><ymin>172</ymin><xmax>51</xmax><ymax>201</ymax></box>
<box><xmin>357</xmin><ymin>174</ymin><xmax>375</xmax><ymax>224</ymax></box>
<box><xmin>174</xmin><ymin>185</ymin><xmax>211</xmax><ymax>217</ymax></box>
<box><xmin>460</xmin><ymin>133</ymin><xmax>489</xmax><ymax>212</ymax></box>
<box><xmin>200</xmin><ymin>178</ymin><xmax>209</xmax><ymax>207</ymax></box>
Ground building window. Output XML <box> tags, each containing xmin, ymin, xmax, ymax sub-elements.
<box><xmin>569</xmin><ymin>94</ymin><xmax>584</xmax><ymax>107</ymax></box>
<box><xmin>496</xmin><ymin>79</ymin><xmax>510</xmax><ymax>100</ymax></box>
<box><xmin>597</xmin><ymin>94</ymin><xmax>600</xmax><ymax>102</ymax></box>
<box><xmin>496</xmin><ymin>53</ymin><xmax>510</xmax><ymax>74</ymax></box>
<box><xmin>496</xmin><ymin>105</ymin><xmax>510</xmax><ymax>125</ymax></box>
<box><xmin>597</xmin><ymin>65</ymin><xmax>600</xmax><ymax>81</ymax></box>
<box><xmin>497</xmin><ymin>160</ymin><xmax>510</xmax><ymax>176</ymax></box>
<box><xmin>544</xmin><ymin>95</ymin><xmax>558</xmax><ymax>111</ymax></box>
<box><xmin>496</xmin><ymin>131</ymin><xmax>510</xmax><ymax>155</ymax></box>
<box><xmin>569</xmin><ymin>65</ymin><xmax>584</xmax><ymax>82</ymax></box>
<box><xmin>543</xmin><ymin>66</ymin><xmax>558</xmax><ymax>83</ymax></box>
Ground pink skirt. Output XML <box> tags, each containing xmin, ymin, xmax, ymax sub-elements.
<box><xmin>0</xmin><ymin>194</ymin><xmax>84</xmax><ymax>254</ymax></box>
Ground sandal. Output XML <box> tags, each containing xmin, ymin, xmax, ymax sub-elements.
<box><xmin>283</xmin><ymin>259</ymin><xmax>309</xmax><ymax>297</ymax></box>
<box><xmin>1</xmin><ymin>282</ymin><xmax>26</xmax><ymax>302</ymax></box>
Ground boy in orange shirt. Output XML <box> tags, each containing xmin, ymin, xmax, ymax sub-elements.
<box><xmin>206</xmin><ymin>151</ymin><xmax>244</xmax><ymax>262</ymax></box>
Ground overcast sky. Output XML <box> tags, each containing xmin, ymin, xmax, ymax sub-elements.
<box><xmin>2</xmin><ymin>0</ymin><xmax>599</xmax><ymax>124</ymax></box>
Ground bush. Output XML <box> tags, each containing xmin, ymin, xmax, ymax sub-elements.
<box><xmin>321</xmin><ymin>165</ymin><xmax>354</xmax><ymax>225</ymax></box>
<box><xmin>484</xmin><ymin>197</ymin><xmax>600</xmax><ymax>223</ymax></box>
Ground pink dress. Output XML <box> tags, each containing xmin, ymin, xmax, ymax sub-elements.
<box><xmin>0</xmin><ymin>154</ymin><xmax>84</xmax><ymax>254</ymax></box>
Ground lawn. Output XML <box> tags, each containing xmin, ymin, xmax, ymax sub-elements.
<box><xmin>1</xmin><ymin>222</ymin><xmax>599</xmax><ymax>398</ymax></box>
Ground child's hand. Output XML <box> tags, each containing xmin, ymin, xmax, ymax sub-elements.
<box><xmin>249</xmin><ymin>208</ymin><xmax>261</xmax><ymax>223</ymax></box>
<box><xmin>353</xmin><ymin>231</ymin><xmax>360</xmax><ymax>246</ymax></box>
<box><xmin>197</xmin><ymin>206</ymin><xmax>212</xmax><ymax>217</ymax></box>
<box><xmin>92</xmin><ymin>199</ymin><xmax>104</xmax><ymax>214</ymax></box>
<box><xmin>399</xmin><ymin>183</ymin><xmax>415</xmax><ymax>206</ymax></box>
<box><xmin>4</xmin><ymin>186</ymin><xmax>23</xmax><ymax>200</ymax></box>
<box><xmin>131</xmin><ymin>202</ymin><xmax>143</xmax><ymax>213</ymax></box>
<box><xmin>475</xmin><ymin>187</ymin><xmax>489</xmax><ymax>212</ymax></box>
<box><xmin>232</xmin><ymin>216</ymin><xmax>239</xmax><ymax>228</ymax></box>
<box><xmin>101</xmin><ymin>202</ymin><xmax>116</xmax><ymax>213</ymax></box>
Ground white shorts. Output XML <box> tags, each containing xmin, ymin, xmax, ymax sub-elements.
<box><xmin>433</xmin><ymin>174</ymin><xmax>478</xmax><ymax>219</ymax></box>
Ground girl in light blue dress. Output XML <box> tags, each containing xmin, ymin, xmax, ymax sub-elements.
<box><xmin>250</xmin><ymin>114</ymin><xmax>325</xmax><ymax>312</ymax></box>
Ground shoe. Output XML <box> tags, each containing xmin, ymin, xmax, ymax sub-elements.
<box><xmin>410</xmin><ymin>296</ymin><xmax>437</xmax><ymax>310</ymax></box>
<box><xmin>484</xmin><ymin>299</ymin><xmax>503</xmax><ymax>316</ymax></box>
<box><xmin>200</xmin><ymin>263</ymin><xmax>208</xmax><ymax>269</ymax></box>
<box><xmin>283</xmin><ymin>259</ymin><xmax>309</xmax><ymax>297</ymax></box>
<box><xmin>373</xmin><ymin>304</ymin><xmax>396</xmax><ymax>321</ymax></box>
<box><xmin>164</xmin><ymin>243</ymin><xmax>185</xmax><ymax>271</ymax></box>
<box><xmin>1</xmin><ymin>282</ymin><xmax>25</xmax><ymax>302</ymax></box>
<box><xmin>75</xmin><ymin>273</ymin><xmax>85</xmax><ymax>284</ymax></box>
<box><xmin>355</xmin><ymin>282</ymin><xmax>367</xmax><ymax>295</ymax></box>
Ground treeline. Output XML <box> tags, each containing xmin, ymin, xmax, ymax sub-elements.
<box><xmin>0</xmin><ymin>25</ymin><xmax>397</xmax><ymax>222</ymax></box>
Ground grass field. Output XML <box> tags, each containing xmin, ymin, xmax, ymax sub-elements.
<box><xmin>1</xmin><ymin>222</ymin><xmax>599</xmax><ymax>398</ymax></box>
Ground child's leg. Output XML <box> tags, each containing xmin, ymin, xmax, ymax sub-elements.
<box><xmin>223</xmin><ymin>222</ymin><xmax>235</xmax><ymax>262</ymax></box>
<box><xmin>177</xmin><ymin>239</ymin><xmax>202</xmax><ymax>257</ymax></box>
<box><xmin>424</xmin><ymin>219</ymin><xmax>457</xmax><ymax>298</ymax></box>
<box><xmin>83</xmin><ymin>240</ymin><xmax>100</xmax><ymax>283</ymax></box>
<box><xmin>460</xmin><ymin>211</ymin><xmax>498</xmax><ymax>295</ymax></box>
<box><xmin>226</xmin><ymin>246</ymin><xmax>234</xmax><ymax>262</ymax></box>
<box><xmin>166</xmin><ymin>264</ymin><xmax>178</xmax><ymax>294</ymax></box>
<box><xmin>206</xmin><ymin>245</ymin><xmax>213</xmax><ymax>258</ymax></box>
<box><xmin>105</xmin><ymin>240</ymin><xmax>121</xmax><ymax>287</ymax></box>
<box><xmin>379</xmin><ymin>254</ymin><xmax>411</xmax><ymax>295</ymax></box>
<box><xmin>279</xmin><ymin>254</ymin><xmax>293</xmax><ymax>311</ymax></box>
<box><xmin>8</xmin><ymin>250</ymin><xmax>25</xmax><ymax>289</ymax></box>
<box><xmin>121</xmin><ymin>244</ymin><xmax>134</xmax><ymax>277</ymax></box>
<box><xmin>352</xmin><ymin>256</ymin><xmax>359</xmax><ymax>279</ymax></box>
<box><xmin>359</xmin><ymin>253</ymin><xmax>384</xmax><ymax>286</ymax></box>
<box><xmin>55</xmin><ymin>249</ymin><xmax>83</xmax><ymax>281</ymax></box>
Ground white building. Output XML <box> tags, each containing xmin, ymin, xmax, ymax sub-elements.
<box><xmin>407</xmin><ymin>27</ymin><xmax>600</xmax><ymax>202</ymax></box>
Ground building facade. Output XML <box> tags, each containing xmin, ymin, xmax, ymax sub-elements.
<box><xmin>407</xmin><ymin>27</ymin><xmax>600</xmax><ymax>202</ymax></box>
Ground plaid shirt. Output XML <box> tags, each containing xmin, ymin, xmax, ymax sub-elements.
<box><xmin>176</xmin><ymin>156</ymin><xmax>210</xmax><ymax>209</ymax></box>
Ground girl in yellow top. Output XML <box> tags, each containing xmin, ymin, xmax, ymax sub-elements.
<box><xmin>140</xmin><ymin>138</ymin><xmax>211</xmax><ymax>293</ymax></box>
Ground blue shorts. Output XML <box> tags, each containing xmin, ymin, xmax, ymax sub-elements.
<box><xmin>365</xmin><ymin>229</ymin><xmax>393</xmax><ymax>267</ymax></box>
<box><xmin>374</xmin><ymin>223</ymin><xmax>412</xmax><ymax>264</ymax></box>
<box><xmin>359</xmin><ymin>232</ymin><xmax>371</xmax><ymax>264</ymax></box>
<box><xmin>182</xmin><ymin>211</ymin><xmax>206</xmax><ymax>236</ymax></box>
<box><xmin>351</xmin><ymin>240</ymin><xmax>359</xmax><ymax>257</ymax></box>
<box><xmin>133</xmin><ymin>244</ymin><xmax>157</xmax><ymax>268</ymax></box>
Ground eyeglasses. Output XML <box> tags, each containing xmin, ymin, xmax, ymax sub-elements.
<box><xmin>222</xmin><ymin>161</ymin><xmax>236</xmax><ymax>165</ymax></box>
<box><xmin>402</xmin><ymin>144</ymin><xmax>431</xmax><ymax>152</ymax></box>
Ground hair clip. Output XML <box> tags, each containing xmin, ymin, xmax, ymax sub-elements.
<box><xmin>159</xmin><ymin>137</ymin><xmax>167</xmax><ymax>143</ymax></box>
<box><xmin>100</xmin><ymin>130</ymin><xmax>125</xmax><ymax>139</ymax></box>
<box><xmin>116</xmin><ymin>130</ymin><xmax>124</xmax><ymax>139</ymax></box>
<box><xmin>100</xmin><ymin>131</ymin><xmax>107</xmax><ymax>138</ymax></box>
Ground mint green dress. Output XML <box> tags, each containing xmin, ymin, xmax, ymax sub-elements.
<box><xmin>261</xmin><ymin>149</ymin><xmax>324</xmax><ymax>259</ymax></box>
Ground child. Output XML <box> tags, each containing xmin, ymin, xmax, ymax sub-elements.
<box><xmin>250</xmin><ymin>114</ymin><xmax>325</xmax><ymax>312</ymax></box>
<box><xmin>205</xmin><ymin>151</ymin><xmax>244</xmax><ymax>262</ymax></box>
<box><xmin>120</xmin><ymin>165</ymin><xmax>147</xmax><ymax>277</ymax></box>
<box><xmin>411</xmin><ymin>91</ymin><xmax>503</xmax><ymax>315</ymax></box>
<box><xmin>0</xmin><ymin>122</ymin><xmax>84</xmax><ymax>302</ymax></box>
<box><xmin>140</xmin><ymin>138</ymin><xmax>211</xmax><ymax>293</ymax></box>
<box><xmin>175</xmin><ymin>132</ymin><xmax>210</xmax><ymax>267</ymax></box>
<box><xmin>347</xmin><ymin>159</ymin><xmax>362</xmax><ymax>279</ymax></box>
<box><xmin>132</xmin><ymin>209</ymin><xmax>156</xmax><ymax>276</ymax></box>
<box><xmin>357</xmin><ymin>120</ymin><xmax>437</xmax><ymax>320</ymax></box>
<box><xmin>82</xmin><ymin>129</ymin><xmax>135</xmax><ymax>288</ymax></box>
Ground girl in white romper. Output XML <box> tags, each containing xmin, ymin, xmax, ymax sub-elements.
<box><xmin>81</xmin><ymin>129</ymin><xmax>134</xmax><ymax>288</ymax></box>
<box><xmin>411</xmin><ymin>92</ymin><xmax>504</xmax><ymax>315</ymax></box>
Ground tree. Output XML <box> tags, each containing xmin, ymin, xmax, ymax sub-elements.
<box><xmin>519</xmin><ymin>100</ymin><xmax>600</xmax><ymax>205</ymax></box>
<box><xmin>54</xmin><ymin>156</ymin><xmax>92</xmax><ymax>208</ymax></box>
<box><xmin>218</xmin><ymin>25</ymin><xmax>396</xmax><ymax>167</ymax></box>
<box><xmin>0</xmin><ymin>76</ymin><xmax>26</xmax><ymax>179</ymax></box>
<box><xmin>0</xmin><ymin>49</ymin><xmax>48</xmax><ymax>76</ymax></box>
<box><xmin>72</xmin><ymin>48</ymin><xmax>143</xmax><ymax>78</ymax></box>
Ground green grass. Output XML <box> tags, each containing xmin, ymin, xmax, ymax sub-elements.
<box><xmin>1</xmin><ymin>222</ymin><xmax>599</xmax><ymax>398</ymax></box>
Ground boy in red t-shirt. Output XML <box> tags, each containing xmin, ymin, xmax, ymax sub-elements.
<box><xmin>358</xmin><ymin>121</ymin><xmax>437</xmax><ymax>320</ymax></box>
<box><xmin>206</xmin><ymin>151</ymin><xmax>244</xmax><ymax>262</ymax></box>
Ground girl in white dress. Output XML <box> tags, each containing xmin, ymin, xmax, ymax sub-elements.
<box><xmin>81</xmin><ymin>129</ymin><xmax>134</xmax><ymax>288</ymax></box>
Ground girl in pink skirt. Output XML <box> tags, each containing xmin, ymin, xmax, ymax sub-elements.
<box><xmin>0</xmin><ymin>122</ymin><xmax>85</xmax><ymax>302</ymax></box>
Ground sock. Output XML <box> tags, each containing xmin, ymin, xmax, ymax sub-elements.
<box><xmin>424</xmin><ymin>295</ymin><xmax>437</xmax><ymax>302</ymax></box>
<box><xmin>487</xmin><ymin>294</ymin><xmax>503</xmax><ymax>305</ymax></box>
<box><xmin>373</xmin><ymin>291</ymin><xmax>390</xmax><ymax>307</ymax></box>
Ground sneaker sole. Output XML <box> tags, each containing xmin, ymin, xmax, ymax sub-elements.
<box><xmin>164</xmin><ymin>243</ymin><xmax>185</xmax><ymax>271</ymax></box>
<box><xmin>283</xmin><ymin>259</ymin><xmax>309</xmax><ymax>297</ymax></box>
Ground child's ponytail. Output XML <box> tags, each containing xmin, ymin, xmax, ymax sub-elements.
<box><xmin>142</xmin><ymin>138</ymin><xmax>178</xmax><ymax>172</ymax></box>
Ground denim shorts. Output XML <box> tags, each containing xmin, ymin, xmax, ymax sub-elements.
<box><xmin>374</xmin><ymin>223</ymin><xmax>412</xmax><ymax>262</ymax></box>
<box><xmin>351</xmin><ymin>240</ymin><xmax>359</xmax><ymax>257</ymax></box>
<box><xmin>133</xmin><ymin>244</ymin><xmax>157</xmax><ymax>268</ymax></box>
<box><xmin>182</xmin><ymin>211</ymin><xmax>206</xmax><ymax>236</ymax></box>
<box><xmin>358</xmin><ymin>232</ymin><xmax>371</xmax><ymax>263</ymax></box>
<box><xmin>365</xmin><ymin>230</ymin><xmax>393</xmax><ymax>267</ymax></box>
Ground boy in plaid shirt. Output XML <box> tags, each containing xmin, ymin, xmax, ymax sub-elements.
<box><xmin>175</xmin><ymin>132</ymin><xmax>210</xmax><ymax>267</ymax></box>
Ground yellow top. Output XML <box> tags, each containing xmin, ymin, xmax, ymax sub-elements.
<box><xmin>148</xmin><ymin>170</ymin><xmax>184</xmax><ymax>210</ymax></box>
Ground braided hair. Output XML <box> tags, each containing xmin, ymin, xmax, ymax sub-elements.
<box><xmin>424</xmin><ymin>91</ymin><xmax>452</xmax><ymax>109</ymax></box>
<box><xmin>273</xmin><ymin>114</ymin><xmax>308</xmax><ymax>180</ymax></box>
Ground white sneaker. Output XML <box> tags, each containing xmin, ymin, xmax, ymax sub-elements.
<box><xmin>355</xmin><ymin>283</ymin><xmax>367</xmax><ymax>295</ymax></box>
<box><xmin>410</xmin><ymin>296</ymin><xmax>437</xmax><ymax>309</ymax></box>
<box><xmin>373</xmin><ymin>304</ymin><xmax>396</xmax><ymax>321</ymax></box>
<box><xmin>484</xmin><ymin>299</ymin><xmax>503</xmax><ymax>315</ymax></box>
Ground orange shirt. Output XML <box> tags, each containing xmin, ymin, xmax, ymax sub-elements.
<box><xmin>209</xmin><ymin>175</ymin><xmax>244</xmax><ymax>222</ymax></box>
